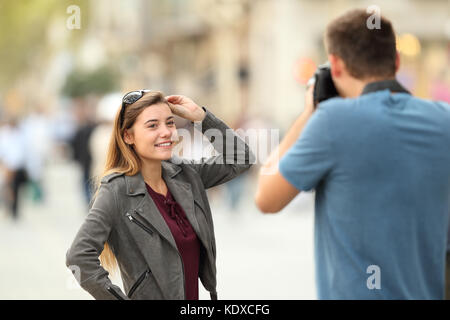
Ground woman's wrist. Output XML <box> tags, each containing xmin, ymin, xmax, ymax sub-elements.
<box><xmin>191</xmin><ymin>106</ymin><xmax>207</xmax><ymax>124</ymax></box>
<box><xmin>199</xmin><ymin>106</ymin><xmax>207</xmax><ymax>121</ymax></box>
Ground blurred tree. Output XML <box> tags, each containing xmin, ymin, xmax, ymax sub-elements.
<box><xmin>61</xmin><ymin>65</ymin><xmax>120</xmax><ymax>98</ymax></box>
<box><xmin>0</xmin><ymin>0</ymin><xmax>89</xmax><ymax>89</ymax></box>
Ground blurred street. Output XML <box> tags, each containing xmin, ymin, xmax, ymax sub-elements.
<box><xmin>1</xmin><ymin>0</ymin><xmax>447</xmax><ymax>301</ymax></box>
<box><xmin>0</xmin><ymin>155</ymin><xmax>316</xmax><ymax>300</ymax></box>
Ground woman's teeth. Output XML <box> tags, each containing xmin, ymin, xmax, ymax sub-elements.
<box><xmin>155</xmin><ymin>142</ymin><xmax>172</xmax><ymax>147</ymax></box>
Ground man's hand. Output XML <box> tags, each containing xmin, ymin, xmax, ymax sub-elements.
<box><xmin>166</xmin><ymin>95</ymin><xmax>206</xmax><ymax>122</ymax></box>
<box><xmin>304</xmin><ymin>85</ymin><xmax>315</xmax><ymax>114</ymax></box>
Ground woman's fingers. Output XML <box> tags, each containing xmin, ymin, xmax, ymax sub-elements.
<box><xmin>166</xmin><ymin>95</ymin><xmax>183</xmax><ymax>104</ymax></box>
<box><xmin>168</xmin><ymin>103</ymin><xmax>190</xmax><ymax>120</ymax></box>
<box><xmin>165</xmin><ymin>95</ymin><xmax>204</xmax><ymax>121</ymax></box>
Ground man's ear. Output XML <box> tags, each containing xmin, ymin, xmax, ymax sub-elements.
<box><xmin>328</xmin><ymin>54</ymin><xmax>343</xmax><ymax>78</ymax></box>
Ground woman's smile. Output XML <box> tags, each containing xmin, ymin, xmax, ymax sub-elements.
<box><xmin>154</xmin><ymin>141</ymin><xmax>174</xmax><ymax>149</ymax></box>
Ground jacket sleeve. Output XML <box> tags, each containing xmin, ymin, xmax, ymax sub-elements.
<box><xmin>65</xmin><ymin>183</ymin><xmax>129</xmax><ymax>300</ymax></box>
<box><xmin>174</xmin><ymin>108</ymin><xmax>255</xmax><ymax>189</ymax></box>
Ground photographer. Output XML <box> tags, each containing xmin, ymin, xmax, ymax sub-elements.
<box><xmin>255</xmin><ymin>9</ymin><xmax>450</xmax><ymax>299</ymax></box>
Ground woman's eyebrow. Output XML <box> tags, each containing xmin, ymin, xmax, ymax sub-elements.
<box><xmin>144</xmin><ymin>116</ymin><xmax>174</xmax><ymax>125</ymax></box>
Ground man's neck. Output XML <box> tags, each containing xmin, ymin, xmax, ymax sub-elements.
<box><xmin>346</xmin><ymin>76</ymin><xmax>396</xmax><ymax>98</ymax></box>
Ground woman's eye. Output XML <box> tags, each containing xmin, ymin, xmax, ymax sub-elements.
<box><xmin>167</xmin><ymin>121</ymin><xmax>175</xmax><ymax>126</ymax></box>
<box><xmin>148</xmin><ymin>124</ymin><xmax>157</xmax><ymax>129</ymax></box>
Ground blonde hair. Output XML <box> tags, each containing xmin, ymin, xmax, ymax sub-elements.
<box><xmin>95</xmin><ymin>91</ymin><xmax>169</xmax><ymax>274</ymax></box>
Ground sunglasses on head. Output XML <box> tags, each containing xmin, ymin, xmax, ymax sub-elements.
<box><xmin>120</xmin><ymin>89</ymin><xmax>150</xmax><ymax>128</ymax></box>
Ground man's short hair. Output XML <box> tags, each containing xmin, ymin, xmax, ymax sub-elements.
<box><xmin>324</xmin><ymin>9</ymin><xmax>397</xmax><ymax>79</ymax></box>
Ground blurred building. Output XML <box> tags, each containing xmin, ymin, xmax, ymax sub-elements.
<box><xmin>247</xmin><ymin>0</ymin><xmax>450</xmax><ymax>128</ymax></box>
<box><xmin>79</xmin><ymin>0</ymin><xmax>252</xmax><ymax>125</ymax></box>
<box><xmin>1</xmin><ymin>0</ymin><xmax>448</xmax><ymax>130</ymax></box>
<box><xmin>82</xmin><ymin>0</ymin><xmax>450</xmax><ymax>129</ymax></box>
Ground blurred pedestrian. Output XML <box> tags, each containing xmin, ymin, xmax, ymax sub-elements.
<box><xmin>0</xmin><ymin>117</ymin><xmax>28</xmax><ymax>220</ymax></box>
<box><xmin>255</xmin><ymin>9</ymin><xmax>450</xmax><ymax>299</ymax></box>
<box><xmin>69</xmin><ymin>103</ymin><xmax>97</xmax><ymax>205</ymax></box>
<box><xmin>21</xmin><ymin>106</ymin><xmax>52</xmax><ymax>204</ymax></box>
<box><xmin>223</xmin><ymin>114</ymin><xmax>254</xmax><ymax>211</ymax></box>
<box><xmin>89</xmin><ymin>93</ymin><xmax>122</xmax><ymax>185</ymax></box>
<box><xmin>66</xmin><ymin>91</ymin><xmax>253</xmax><ymax>300</ymax></box>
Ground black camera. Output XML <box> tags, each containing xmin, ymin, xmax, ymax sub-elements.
<box><xmin>307</xmin><ymin>62</ymin><xmax>339</xmax><ymax>107</ymax></box>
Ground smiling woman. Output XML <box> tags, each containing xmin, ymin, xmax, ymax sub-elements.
<box><xmin>65</xmin><ymin>90</ymin><xmax>253</xmax><ymax>300</ymax></box>
<box><xmin>123</xmin><ymin>102</ymin><xmax>178</xmax><ymax>163</ymax></box>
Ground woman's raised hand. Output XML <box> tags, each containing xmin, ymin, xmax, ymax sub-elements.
<box><xmin>166</xmin><ymin>95</ymin><xmax>206</xmax><ymax>122</ymax></box>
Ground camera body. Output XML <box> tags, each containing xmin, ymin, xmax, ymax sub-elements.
<box><xmin>307</xmin><ymin>62</ymin><xmax>339</xmax><ymax>107</ymax></box>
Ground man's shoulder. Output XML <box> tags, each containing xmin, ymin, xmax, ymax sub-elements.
<box><xmin>416</xmin><ymin>98</ymin><xmax>450</xmax><ymax>113</ymax></box>
<box><xmin>317</xmin><ymin>96</ymin><xmax>351</xmax><ymax>111</ymax></box>
<box><xmin>319</xmin><ymin>92</ymin><xmax>450</xmax><ymax>113</ymax></box>
<box><xmin>401</xmin><ymin>96</ymin><xmax>450</xmax><ymax>124</ymax></box>
<box><xmin>316</xmin><ymin>96</ymin><xmax>365</xmax><ymax>121</ymax></box>
<box><xmin>318</xmin><ymin>91</ymin><xmax>391</xmax><ymax>110</ymax></box>
<box><xmin>314</xmin><ymin>96</ymin><xmax>360</xmax><ymax>125</ymax></box>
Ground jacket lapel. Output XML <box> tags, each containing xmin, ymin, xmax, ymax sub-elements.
<box><xmin>163</xmin><ymin>174</ymin><xmax>201</xmax><ymax>238</ymax></box>
<box><xmin>124</xmin><ymin>161</ymin><xmax>204</xmax><ymax>251</ymax></box>
<box><xmin>162</xmin><ymin>162</ymin><xmax>202</xmax><ymax>240</ymax></box>
<box><xmin>124</xmin><ymin>171</ymin><xmax>177</xmax><ymax>250</ymax></box>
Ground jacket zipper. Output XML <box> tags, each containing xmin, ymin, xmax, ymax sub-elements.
<box><xmin>128</xmin><ymin>269</ymin><xmax>150</xmax><ymax>298</ymax></box>
<box><xmin>107</xmin><ymin>286</ymin><xmax>124</xmax><ymax>300</ymax></box>
<box><xmin>126</xmin><ymin>211</ymin><xmax>154</xmax><ymax>235</ymax></box>
<box><xmin>126</xmin><ymin>210</ymin><xmax>185</xmax><ymax>299</ymax></box>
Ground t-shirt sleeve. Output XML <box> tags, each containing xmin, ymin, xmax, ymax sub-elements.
<box><xmin>279</xmin><ymin>107</ymin><xmax>335</xmax><ymax>191</ymax></box>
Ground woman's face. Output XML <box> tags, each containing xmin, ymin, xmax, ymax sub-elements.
<box><xmin>124</xmin><ymin>103</ymin><xmax>177</xmax><ymax>162</ymax></box>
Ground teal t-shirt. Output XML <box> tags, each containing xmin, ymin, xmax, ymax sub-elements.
<box><xmin>279</xmin><ymin>90</ymin><xmax>450</xmax><ymax>299</ymax></box>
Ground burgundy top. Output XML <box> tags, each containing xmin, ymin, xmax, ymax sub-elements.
<box><xmin>145</xmin><ymin>183</ymin><xmax>201</xmax><ymax>300</ymax></box>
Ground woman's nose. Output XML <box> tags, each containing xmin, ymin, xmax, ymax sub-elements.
<box><xmin>159</xmin><ymin>125</ymin><xmax>172</xmax><ymax>138</ymax></box>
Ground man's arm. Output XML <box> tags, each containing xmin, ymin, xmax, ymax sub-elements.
<box><xmin>254</xmin><ymin>87</ymin><xmax>315</xmax><ymax>213</ymax></box>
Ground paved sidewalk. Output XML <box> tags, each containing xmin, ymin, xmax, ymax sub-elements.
<box><xmin>0</xmin><ymin>160</ymin><xmax>316</xmax><ymax>299</ymax></box>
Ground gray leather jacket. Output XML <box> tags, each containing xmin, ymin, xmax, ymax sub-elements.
<box><xmin>66</xmin><ymin>109</ymin><xmax>254</xmax><ymax>300</ymax></box>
